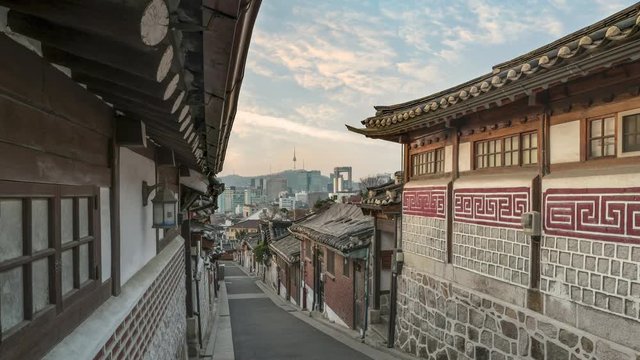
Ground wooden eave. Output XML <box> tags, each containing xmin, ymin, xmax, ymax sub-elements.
<box><xmin>0</xmin><ymin>0</ymin><xmax>261</xmax><ymax>175</ymax></box>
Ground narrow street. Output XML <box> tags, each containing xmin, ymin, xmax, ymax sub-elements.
<box><xmin>222</xmin><ymin>262</ymin><xmax>374</xmax><ymax>360</ymax></box>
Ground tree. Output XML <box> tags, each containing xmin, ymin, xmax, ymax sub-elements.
<box><xmin>359</xmin><ymin>174</ymin><xmax>392</xmax><ymax>193</ymax></box>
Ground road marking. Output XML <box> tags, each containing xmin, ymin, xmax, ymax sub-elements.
<box><xmin>227</xmin><ymin>293</ymin><xmax>269</xmax><ymax>300</ymax></box>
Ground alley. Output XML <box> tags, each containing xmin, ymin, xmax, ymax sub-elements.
<box><xmin>222</xmin><ymin>262</ymin><xmax>374</xmax><ymax>360</ymax></box>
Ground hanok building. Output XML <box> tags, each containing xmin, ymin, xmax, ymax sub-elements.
<box><xmin>0</xmin><ymin>1</ymin><xmax>260</xmax><ymax>359</ymax></box>
<box><xmin>358</xmin><ymin>172</ymin><xmax>403</xmax><ymax>346</ymax></box>
<box><xmin>290</xmin><ymin>203</ymin><xmax>373</xmax><ymax>330</ymax></box>
<box><xmin>349</xmin><ymin>5</ymin><xmax>640</xmax><ymax>360</ymax></box>
<box><xmin>268</xmin><ymin>233</ymin><xmax>301</xmax><ymax>305</ymax></box>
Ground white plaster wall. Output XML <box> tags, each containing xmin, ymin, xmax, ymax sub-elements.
<box><xmin>444</xmin><ymin>145</ymin><xmax>453</xmax><ymax>173</ymax></box>
<box><xmin>306</xmin><ymin>284</ymin><xmax>314</xmax><ymax>311</ymax></box>
<box><xmin>458</xmin><ymin>142</ymin><xmax>471</xmax><ymax>172</ymax></box>
<box><xmin>454</xmin><ymin>170</ymin><xmax>538</xmax><ymax>189</ymax></box>
<box><xmin>542</xmin><ymin>165</ymin><xmax>640</xmax><ymax>190</ymax></box>
<box><xmin>119</xmin><ymin>148</ymin><xmax>156</xmax><ymax>285</ymax></box>
<box><xmin>324</xmin><ymin>304</ymin><xmax>349</xmax><ymax>328</ymax></box>
<box><xmin>100</xmin><ymin>187</ymin><xmax>112</xmax><ymax>282</ymax></box>
<box><xmin>381</xmin><ymin>269</ymin><xmax>392</xmax><ymax>291</ymax></box>
<box><xmin>550</xmin><ymin>121</ymin><xmax>581</xmax><ymax>164</ymax></box>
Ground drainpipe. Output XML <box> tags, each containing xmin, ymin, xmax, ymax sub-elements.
<box><xmin>312</xmin><ymin>244</ymin><xmax>317</xmax><ymax>312</ymax></box>
<box><xmin>388</xmin><ymin>214</ymin><xmax>402</xmax><ymax>347</ymax></box>
<box><xmin>361</xmin><ymin>245</ymin><xmax>371</xmax><ymax>340</ymax></box>
<box><xmin>194</xmin><ymin>270</ymin><xmax>203</xmax><ymax>348</ymax></box>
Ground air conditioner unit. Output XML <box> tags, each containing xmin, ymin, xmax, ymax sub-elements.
<box><xmin>521</xmin><ymin>211</ymin><xmax>541</xmax><ymax>236</ymax></box>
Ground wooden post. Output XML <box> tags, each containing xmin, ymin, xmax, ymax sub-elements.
<box><xmin>0</xmin><ymin>0</ymin><xmax>169</xmax><ymax>48</ymax></box>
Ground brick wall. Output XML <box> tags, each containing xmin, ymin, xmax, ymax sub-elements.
<box><xmin>93</xmin><ymin>246</ymin><xmax>186</xmax><ymax>360</ymax></box>
<box><xmin>396</xmin><ymin>266</ymin><xmax>639</xmax><ymax>359</ymax></box>
<box><xmin>323</xmin><ymin>252</ymin><xmax>355</xmax><ymax>328</ymax></box>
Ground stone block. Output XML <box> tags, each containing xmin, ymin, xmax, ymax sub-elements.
<box><xmin>531</xmin><ymin>338</ymin><xmax>544</xmax><ymax>360</ymax></box>
<box><xmin>559</xmin><ymin>252</ymin><xmax>571</xmax><ymax>266</ymax></box>
<box><xmin>604</xmin><ymin>244</ymin><xmax>615</xmax><ymax>257</ymax></box>
<box><xmin>568</xmin><ymin>239</ymin><xmax>579</xmax><ymax>252</ymax></box>
<box><xmin>546</xmin><ymin>341</ymin><xmax>569</xmax><ymax>359</ymax></box>
<box><xmin>491</xmin><ymin>350</ymin><xmax>506</xmax><ymax>360</ymax></box>
<box><xmin>598</xmin><ymin>258</ymin><xmax>609</xmax><ymax>274</ymax></box>
<box><xmin>577</xmin><ymin>271</ymin><xmax>590</xmax><ymax>287</ymax></box>
<box><xmin>494</xmin><ymin>334</ymin><xmax>510</xmax><ymax>353</ymax></box>
<box><xmin>571</xmin><ymin>286</ymin><xmax>582</xmax><ymax>302</ymax></box>
<box><xmin>578</xmin><ymin>304</ymin><xmax>640</xmax><ymax>352</ymax></box>
<box><xmin>592</xmin><ymin>242</ymin><xmax>603</xmax><ymax>256</ymax></box>
<box><xmin>468</xmin><ymin>327</ymin><xmax>479</xmax><ymax>342</ymax></box>
<box><xmin>617</xmin><ymin>279</ymin><xmax>629</xmax><ymax>296</ymax></box>
<box><xmin>572</xmin><ymin>254</ymin><xmax>584</xmax><ymax>269</ymax></box>
<box><xmin>595</xmin><ymin>292</ymin><xmax>608</xmax><ymax>309</ymax></box>
<box><xmin>469</xmin><ymin>309</ymin><xmax>483</xmax><ymax>328</ymax></box>
<box><xmin>580</xmin><ymin>240</ymin><xmax>591</xmax><ymax>254</ymax></box>
<box><xmin>622</xmin><ymin>262</ymin><xmax>638</xmax><ymax>281</ymax></box>
<box><xmin>608</xmin><ymin>296</ymin><xmax>623</xmax><ymax>314</ymax></box>
<box><xmin>583</xmin><ymin>289</ymin><xmax>594</xmax><ymax>306</ymax></box>
<box><xmin>617</xmin><ymin>245</ymin><xmax>630</xmax><ymax>260</ymax></box>
<box><xmin>631</xmin><ymin>283</ymin><xmax>640</xmax><ymax>297</ymax></box>
<box><xmin>603</xmin><ymin>276</ymin><xmax>617</xmax><ymax>293</ymax></box>
<box><xmin>596</xmin><ymin>340</ymin><xmax>632</xmax><ymax>360</ymax></box>
<box><xmin>476</xmin><ymin>346</ymin><xmax>490</xmax><ymax>360</ymax></box>
<box><xmin>632</xmin><ymin>247</ymin><xmax>640</xmax><ymax>262</ymax></box>
<box><xmin>518</xmin><ymin>327</ymin><xmax>529</xmax><ymax>356</ymax></box>
<box><xmin>566</xmin><ymin>268</ymin><xmax>577</xmax><ymax>284</ymax></box>
<box><xmin>538</xmin><ymin>321</ymin><xmax>558</xmax><ymax>339</ymax></box>
<box><xmin>581</xmin><ymin>336</ymin><xmax>594</xmax><ymax>353</ymax></box>
<box><xmin>591</xmin><ymin>274</ymin><xmax>602</xmax><ymax>290</ymax></box>
<box><xmin>585</xmin><ymin>256</ymin><xmax>596</xmax><ymax>271</ymax></box>
<box><xmin>559</xmin><ymin>329</ymin><xmax>579</xmax><ymax>347</ymax></box>
<box><xmin>500</xmin><ymin>320</ymin><xmax>518</xmax><ymax>339</ymax></box>
<box><xmin>611</xmin><ymin>260</ymin><xmax>621</xmax><ymax>277</ymax></box>
<box><xmin>624</xmin><ymin>300</ymin><xmax>637</xmax><ymax>318</ymax></box>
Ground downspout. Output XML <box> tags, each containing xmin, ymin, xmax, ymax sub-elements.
<box><xmin>195</xmin><ymin>267</ymin><xmax>203</xmax><ymax>348</ymax></box>
<box><xmin>361</xmin><ymin>245</ymin><xmax>371</xmax><ymax>340</ymax></box>
<box><xmin>388</xmin><ymin>215</ymin><xmax>401</xmax><ymax>347</ymax></box>
<box><xmin>312</xmin><ymin>244</ymin><xmax>317</xmax><ymax>312</ymax></box>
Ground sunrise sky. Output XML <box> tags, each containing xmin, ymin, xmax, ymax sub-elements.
<box><xmin>219</xmin><ymin>0</ymin><xmax>635</xmax><ymax>180</ymax></box>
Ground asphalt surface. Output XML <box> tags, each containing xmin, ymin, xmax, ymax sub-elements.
<box><xmin>223</xmin><ymin>263</ymin><xmax>373</xmax><ymax>360</ymax></box>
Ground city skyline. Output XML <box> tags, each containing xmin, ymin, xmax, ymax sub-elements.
<box><xmin>218</xmin><ymin>0</ymin><xmax>634</xmax><ymax>180</ymax></box>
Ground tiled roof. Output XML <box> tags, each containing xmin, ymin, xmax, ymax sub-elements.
<box><xmin>228</xmin><ymin>219</ymin><xmax>262</xmax><ymax>230</ymax></box>
<box><xmin>269</xmin><ymin>234</ymin><xmax>300</xmax><ymax>263</ymax></box>
<box><xmin>347</xmin><ymin>5</ymin><xmax>640</xmax><ymax>137</ymax></box>
<box><xmin>289</xmin><ymin>203</ymin><xmax>373</xmax><ymax>253</ymax></box>
<box><xmin>361</xmin><ymin>181</ymin><xmax>403</xmax><ymax>207</ymax></box>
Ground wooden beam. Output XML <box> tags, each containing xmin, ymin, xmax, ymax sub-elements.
<box><xmin>115</xmin><ymin>117</ymin><xmax>147</xmax><ymax>148</ymax></box>
<box><xmin>0</xmin><ymin>0</ymin><xmax>169</xmax><ymax>48</ymax></box>
<box><xmin>7</xmin><ymin>11</ymin><xmax>174</xmax><ymax>82</ymax></box>
<box><xmin>42</xmin><ymin>46</ymin><xmax>181</xmax><ymax>101</ymax></box>
<box><xmin>72</xmin><ymin>71</ymin><xmax>179</xmax><ymax>103</ymax></box>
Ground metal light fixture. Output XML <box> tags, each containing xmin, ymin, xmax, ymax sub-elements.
<box><xmin>142</xmin><ymin>181</ymin><xmax>177</xmax><ymax>228</ymax></box>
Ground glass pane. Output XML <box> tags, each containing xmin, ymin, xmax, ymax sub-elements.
<box><xmin>523</xmin><ymin>134</ymin><xmax>530</xmax><ymax>148</ymax></box>
<box><xmin>531</xmin><ymin>150</ymin><xmax>538</xmax><ymax>164</ymax></box>
<box><xmin>605</xmin><ymin>137</ymin><xmax>615</xmax><ymax>156</ymax></box>
<box><xmin>496</xmin><ymin>153</ymin><xmax>502</xmax><ymax>167</ymax></box>
<box><xmin>32</xmin><ymin>257</ymin><xmax>50</xmax><ymax>313</ymax></box>
<box><xmin>495</xmin><ymin>140</ymin><xmax>501</xmax><ymax>152</ymax></box>
<box><xmin>153</xmin><ymin>203</ymin><xmax>164</xmax><ymax>225</ymax></box>
<box><xmin>489</xmin><ymin>141</ymin><xmax>494</xmax><ymax>153</ymax></box>
<box><xmin>591</xmin><ymin>119</ymin><xmax>602</xmax><ymax>137</ymax></box>
<box><xmin>504</xmin><ymin>137</ymin><xmax>511</xmax><ymax>151</ymax></box>
<box><xmin>0</xmin><ymin>267</ymin><xmax>24</xmax><ymax>333</ymax></box>
<box><xmin>590</xmin><ymin>139</ymin><xmax>602</xmax><ymax>157</ymax></box>
<box><xmin>62</xmin><ymin>249</ymin><xmax>73</xmax><ymax>295</ymax></box>
<box><xmin>78</xmin><ymin>198</ymin><xmax>89</xmax><ymax>238</ymax></box>
<box><xmin>79</xmin><ymin>244</ymin><xmax>89</xmax><ymax>284</ymax></box>
<box><xmin>164</xmin><ymin>203</ymin><xmax>175</xmax><ymax>225</ymax></box>
<box><xmin>513</xmin><ymin>136</ymin><xmax>520</xmax><ymax>150</ymax></box>
<box><xmin>531</xmin><ymin>133</ymin><xmax>538</xmax><ymax>148</ymax></box>
<box><xmin>61</xmin><ymin>198</ymin><xmax>73</xmax><ymax>243</ymax></box>
<box><xmin>513</xmin><ymin>151</ymin><xmax>520</xmax><ymax>166</ymax></box>
<box><xmin>32</xmin><ymin>199</ymin><xmax>49</xmax><ymax>252</ymax></box>
<box><xmin>623</xmin><ymin>116</ymin><xmax>634</xmax><ymax>133</ymax></box>
<box><xmin>604</xmin><ymin>117</ymin><xmax>615</xmax><ymax>135</ymax></box>
<box><xmin>505</xmin><ymin>152</ymin><xmax>512</xmax><ymax>165</ymax></box>
<box><xmin>0</xmin><ymin>199</ymin><xmax>23</xmax><ymax>262</ymax></box>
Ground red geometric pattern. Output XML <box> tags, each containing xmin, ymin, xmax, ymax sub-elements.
<box><xmin>403</xmin><ymin>186</ymin><xmax>447</xmax><ymax>218</ymax></box>
<box><xmin>544</xmin><ymin>188</ymin><xmax>640</xmax><ymax>243</ymax></box>
<box><xmin>454</xmin><ymin>187</ymin><xmax>529</xmax><ymax>228</ymax></box>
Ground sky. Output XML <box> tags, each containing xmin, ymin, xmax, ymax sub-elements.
<box><xmin>219</xmin><ymin>0</ymin><xmax>635</xmax><ymax>180</ymax></box>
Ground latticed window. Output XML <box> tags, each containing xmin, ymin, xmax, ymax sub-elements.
<box><xmin>411</xmin><ymin>148</ymin><xmax>444</xmax><ymax>176</ymax></box>
<box><xmin>588</xmin><ymin>116</ymin><xmax>616</xmax><ymax>158</ymax></box>
<box><xmin>475</xmin><ymin>132</ymin><xmax>538</xmax><ymax>169</ymax></box>
<box><xmin>622</xmin><ymin>113</ymin><xmax>640</xmax><ymax>153</ymax></box>
<box><xmin>0</xmin><ymin>182</ymin><xmax>98</xmax><ymax>338</ymax></box>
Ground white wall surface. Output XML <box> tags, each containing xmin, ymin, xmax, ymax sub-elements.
<box><xmin>119</xmin><ymin>148</ymin><xmax>156</xmax><ymax>285</ymax></box>
<box><xmin>444</xmin><ymin>145</ymin><xmax>453</xmax><ymax>173</ymax></box>
<box><xmin>550</xmin><ymin>121</ymin><xmax>581</xmax><ymax>164</ymax></box>
<box><xmin>100</xmin><ymin>187</ymin><xmax>112</xmax><ymax>282</ymax></box>
<box><xmin>459</xmin><ymin>142</ymin><xmax>471</xmax><ymax>172</ymax></box>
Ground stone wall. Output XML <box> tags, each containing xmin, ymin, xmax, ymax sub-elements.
<box><xmin>541</xmin><ymin>235</ymin><xmax>640</xmax><ymax>321</ymax></box>
<box><xmin>403</xmin><ymin>214</ymin><xmax>447</xmax><ymax>262</ymax></box>
<box><xmin>395</xmin><ymin>266</ymin><xmax>640</xmax><ymax>360</ymax></box>
<box><xmin>453</xmin><ymin>223</ymin><xmax>531</xmax><ymax>288</ymax></box>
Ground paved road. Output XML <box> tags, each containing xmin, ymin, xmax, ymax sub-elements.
<box><xmin>223</xmin><ymin>262</ymin><xmax>373</xmax><ymax>360</ymax></box>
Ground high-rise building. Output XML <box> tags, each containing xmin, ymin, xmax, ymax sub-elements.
<box><xmin>217</xmin><ymin>186</ymin><xmax>245</xmax><ymax>214</ymax></box>
<box><xmin>266</xmin><ymin>177</ymin><xmax>287</xmax><ymax>201</ymax></box>
<box><xmin>332</xmin><ymin>166</ymin><xmax>352</xmax><ymax>192</ymax></box>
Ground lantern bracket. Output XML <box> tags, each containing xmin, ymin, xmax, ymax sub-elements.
<box><xmin>142</xmin><ymin>181</ymin><xmax>161</xmax><ymax>206</ymax></box>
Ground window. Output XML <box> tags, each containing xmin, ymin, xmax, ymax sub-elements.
<box><xmin>343</xmin><ymin>257</ymin><xmax>350</xmax><ymax>277</ymax></box>
<box><xmin>475</xmin><ymin>132</ymin><xmax>538</xmax><ymax>169</ymax></box>
<box><xmin>0</xmin><ymin>183</ymin><xmax>98</xmax><ymax>339</ymax></box>
<box><xmin>412</xmin><ymin>148</ymin><xmax>444</xmax><ymax>176</ymax></box>
<box><xmin>326</xmin><ymin>249</ymin><xmax>335</xmax><ymax>275</ymax></box>
<box><xmin>306</xmin><ymin>240</ymin><xmax>312</xmax><ymax>259</ymax></box>
<box><xmin>588</xmin><ymin>116</ymin><xmax>616</xmax><ymax>158</ymax></box>
<box><xmin>622</xmin><ymin>113</ymin><xmax>640</xmax><ymax>153</ymax></box>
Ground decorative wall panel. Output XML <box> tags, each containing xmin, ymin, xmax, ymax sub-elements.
<box><xmin>544</xmin><ymin>188</ymin><xmax>640</xmax><ymax>243</ymax></box>
<box><xmin>454</xmin><ymin>187</ymin><xmax>530</xmax><ymax>228</ymax></box>
<box><xmin>403</xmin><ymin>187</ymin><xmax>447</xmax><ymax>218</ymax></box>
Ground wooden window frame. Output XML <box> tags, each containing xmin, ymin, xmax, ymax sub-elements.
<box><xmin>0</xmin><ymin>181</ymin><xmax>100</xmax><ymax>345</ymax></box>
<box><xmin>472</xmin><ymin>131</ymin><xmax>539</xmax><ymax>170</ymax></box>
<box><xmin>325</xmin><ymin>249</ymin><xmax>335</xmax><ymax>276</ymax></box>
<box><xmin>410</xmin><ymin>147</ymin><xmax>444</xmax><ymax>178</ymax></box>
<box><xmin>620</xmin><ymin>111</ymin><xmax>640</xmax><ymax>154</ymax></box>
<box><xmin>342</xmin><ymin>257</ymin><xmax>350</xmax><ymax>278</ymax></box>
<box><xmin>586</xmin><ymin>115</ymin><xmax>617</xmax><ymax>160</ymax></box>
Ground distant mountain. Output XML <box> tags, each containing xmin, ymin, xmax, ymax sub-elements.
<box><xmin>218</xmin><ymin>174</ymin><xmax>251</xmax><ymax>188</ymax></box>
<box><xmin>219</xmin><ymin>170</ymin><xmax>333</xmax><ymax>193</ymax></box>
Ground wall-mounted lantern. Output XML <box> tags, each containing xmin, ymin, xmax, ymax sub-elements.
<box><xmin>142</xmin><ymin>181</ymin><xmax>177</xmax><ymax>228</ymax></box>
<box><xmin>392</xmin><ymin>249</ymin><xmax>404</xmax><ymax>274</ymax></box>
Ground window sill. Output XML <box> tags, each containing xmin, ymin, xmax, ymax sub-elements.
<box><xmin>324</xmin><ymin>272</ymin><xmax>335</xmax><ymax>281</ymax></box>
